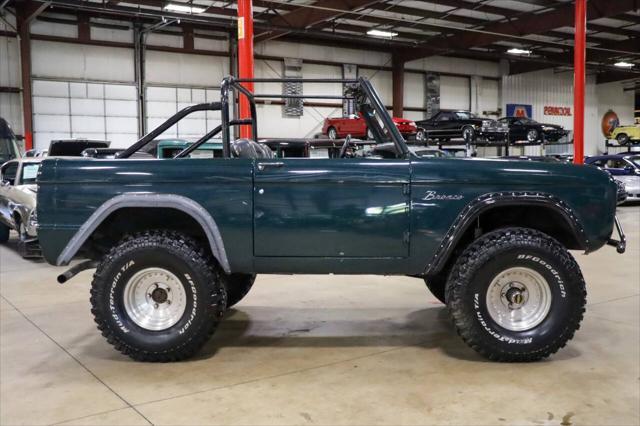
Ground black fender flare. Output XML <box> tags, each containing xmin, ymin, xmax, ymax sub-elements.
<box><xmin>424</xmin><ymin>191</ymin><xmax>588</xmax><ymax>275</ymax></box>
<box><xmin>55</xmin><ymin>193</ymin><xmax>231</xmax><ymax>273</ymax></box>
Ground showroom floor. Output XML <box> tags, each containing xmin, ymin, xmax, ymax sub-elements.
<box><xmin>1</xmin><ymin>206</ymin><xmax>638</xmax><ymax>426</ymax></box>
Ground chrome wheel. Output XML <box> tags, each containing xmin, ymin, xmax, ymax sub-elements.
<box><xmin>486</xmin><ymin>267</ymin><xmax>552</xmax><ymax>331</ymax></box>
<box><xmin>328</xmin><ymin>128</ymin><xmax>337</xmax><ymax>139</ymax></box>
<box><xmin>123</xmin><ymin>267</ymin><xmax>187</xmax><ymax>331</ymax></box>
<box><xmin>527</xmin><ymin>129</ymin><xmax>538</xmax><ymax>142</ymax></box>
<box><xmin>463</xmin><ymin>127</ymin><xmax>475</xmax><ymax>142</ymax></box>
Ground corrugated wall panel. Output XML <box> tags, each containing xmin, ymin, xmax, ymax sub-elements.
<box><xmin>502</xmin><ymin>69</ymin><xmax>599</xmax><ymax>154</ymax></box>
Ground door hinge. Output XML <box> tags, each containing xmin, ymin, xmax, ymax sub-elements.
<box><xmin>403</xmin><ymin>230</ymin><xmax>410</xmax><ymax>244</ymax></box>
<box><xmin>402</xmin><ymin>183</ymin><xmax>411</xmax><ymax>196</ymax></box>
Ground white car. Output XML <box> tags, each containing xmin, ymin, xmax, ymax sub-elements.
<box><xmin>0</xmin><ymin>158</ymin><xmax>41</xmax><ymax>257</ymax></box>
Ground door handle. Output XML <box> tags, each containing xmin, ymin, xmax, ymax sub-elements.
<box><xmin>257</xmin><ymin>162</ymin><xmax>284</xmax><ymax>171</ymax></box>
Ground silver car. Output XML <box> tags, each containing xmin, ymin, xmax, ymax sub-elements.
<box><xmin>0</xmin><ymin>158</ymin><xmax>41</xmax><ymax>257</ymax></box>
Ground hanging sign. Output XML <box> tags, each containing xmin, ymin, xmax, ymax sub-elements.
<box><xmin>506</xmin><ymin>104</ymin><xmax>532</xmax><ymax>118</ymax></box>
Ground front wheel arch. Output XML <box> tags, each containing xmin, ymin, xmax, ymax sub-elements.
<box><xmin>425</xmin><ymin>194</ymin><xmax>587</xmax><ymax>276</ymax></box>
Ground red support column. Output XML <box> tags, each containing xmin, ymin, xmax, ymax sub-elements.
<box><xmin>237</xmin><ymin>0</ymin><xmax>254</xmax><ymax>139</ymax></box>
<box><xmin>573</xmin><ymin>0</ymin><xmax>586</xmax><ymax>164</ymax></box>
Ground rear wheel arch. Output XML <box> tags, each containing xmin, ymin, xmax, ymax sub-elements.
<box><xmin>56</xmin><ymin>194</ymin><xmax>231</xmax><ymax>273</ymax></box>
<box><xmin>425</xmin><ymin>192</ymin><xmax>588</xmax><ymax>276</ymax></box>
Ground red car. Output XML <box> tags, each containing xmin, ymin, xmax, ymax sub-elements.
<box><xmin>322</xmin><ymin>113</ymin><xmax>418</xmax><ymax>140</ymax></box>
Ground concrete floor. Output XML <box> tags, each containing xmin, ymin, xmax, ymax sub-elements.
<box><xmin>1</xmin><ymin>206</ymin><xmax>638</xmax><ymax>426</ymax></box>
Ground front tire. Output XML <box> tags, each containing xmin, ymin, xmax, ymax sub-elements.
<box><xmin>446</xmin><ymin>227</ymin><xmax>586</xmax><ymax>362</ymax></box>
<box><xmin>327</xmin><ymin>127</ymin><xmax>338</xmax><ymax>140</ymax></box>
<box><xmin>90</xmin><ymin>231</ymin><xmax>227</xmax><ymax>362</ymax></box>
<box><xmin>526</xmin><ymin>129</ymin><xmax>539</xmax><ymax>142</ymax></box>
<box><xmin>462</xmin><ymin>126</ymin><xmax>476</xmax><ymax>143</ymax></box>
<box><xmin>616</xmin><ymin>133</ymin><xmax>630</xmax><ymax>146</ymax></box>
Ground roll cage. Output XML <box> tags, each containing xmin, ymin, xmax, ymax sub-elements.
<box><xmin>118</xmin><ymin>76</ymin><xmax>411</xmax><ymax>159</ymax></box>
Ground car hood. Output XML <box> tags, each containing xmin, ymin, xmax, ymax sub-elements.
<box><xmin>411</xmin><ymin>156</ymin><xmax>614</xmax><ymax>196</ymax></box>
<box><xmin>539</xmin><ymin>123</ymin><xmax>564</xmax><ymax>130</ymax></box>
<box><xmin>392</xmin><ymin>118</ymin><xmax>415</xmax><ymax>125</ymax></box>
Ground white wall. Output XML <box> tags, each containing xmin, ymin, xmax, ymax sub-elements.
<box><xmin>502</xmin><ymin>69</ymin><xmax>600</xmax><ymax>155</ymax></box>
<box><xmin>596</xmin><ymin>81</ymin><xmax>636</xmax><ymax>128</ymax></box>
<box><xmin>0</xmin><ymin>20</ymin><xmax>507</xmax><ymax>145</ymax></box>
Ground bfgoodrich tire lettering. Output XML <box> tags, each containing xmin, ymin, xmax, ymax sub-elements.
<box><xmin>446</xmin><ymin>227</ymin><xmax>586</xmax><ymax>362</ymax></box>
<box><xmin>90</xmin><ymin>231</ymin><xmax>226</xmax><ymax>362</ymax></box>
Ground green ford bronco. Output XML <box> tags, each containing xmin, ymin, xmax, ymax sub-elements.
<box><xmin>37</xmin><ymin>77</ymin><xmax>626</xmax><ymax>362</ymax></box>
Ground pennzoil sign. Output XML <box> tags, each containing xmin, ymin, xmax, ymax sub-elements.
<box><xmin>544</xmin><ymin>106</ymin><xmax>572</xmax><ymax>116</ymax></box>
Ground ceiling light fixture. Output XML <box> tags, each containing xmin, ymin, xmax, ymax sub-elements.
<box><xmin>163</xmin><ymin>3</ymin><xmax>206</xmax><ymax>14</ymax></box>
<box><xmin>614</xmin><ymin>61</ymin><xmax>635</xmax><ymax>68</ymax></box>
<box><xmin>507</xmin><ymin>48</ymin><xmax>532</xmax><ymax>55</ymax></box>
<box><xmin>367</xmin><ymin>29</ymin><xmax>398</xmax><ymax>38</ymax></box>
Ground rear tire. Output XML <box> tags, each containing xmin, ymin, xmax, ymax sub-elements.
<box><xmin>446</xmin><ymin>227</ymin><xmax>586</xmax><ymax>362</ymax></box>
<box><xmin>327</xmin><ymin>127</ymin><xmax>338</xmax><ymax>140</ymax></box>
<box><xmin>223</xmin><ymin>273</ymin><xmax>256</xmax><ymax>309</ymax></box>
<box><xmin>526</xmin><ymin>129</ymin><xmax>539</xmax><ymax>142</ymax></box>
<box><xmin>90</xmin><ymin>230</ymin><xmax>227</xmax><ymax>362</ymax></box>
<box><xmin>0</xmin><ymin>223</ymin><xmax>9</xmax><ymax>243</ymax></box>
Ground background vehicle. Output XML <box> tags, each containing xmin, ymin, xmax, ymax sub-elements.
<box><xmin>0</xmin><ymin>117</ymin><xmax>21</xmax><ymax>164</ymax></box>
<box><xmin>416</xmin><ymin>110</ymin><xmax>507</xmax><ymax>143</ymax></box>
<box><xmin>498</xmin><ymin>155</ymin><xmax>562</xmax><ymax>163</ymax></box>
<box><xmin>498</xmin><ymin>117</ymin><xmax>569</xmax><ymax>143</ymax></box>
<box><xmin>48</xmin><ymin>139</ymin><xmax>110</xmax><ymax>156</ymax></box>
<box><xmin>37</xmin><ymin>76</ymin><xmax>623</xmax><ymax>364</ymax></box>
<box><xmin>156</xmin><ymin>139</ymin><xmax>224</xmax><ymax>159</ymax></box>
<box><xmin>368</xmin><ymin>143</ymin><xmax>452</xmax><ymax>159</ymax></box>
<box><xmin>586</xmin><ymin>154</ymin><xmax>640</xmax><ymax>202</ymax></box>
<box><xmin>0</xmin><ymin>158</ymin><xmax>41</xmax><ymax>257</ymax></box>
<box><xmin>323</xmin><ymin>112</ymin><xmax>417</xmax><ymax>140</ymax></box>
<box><xmin>610</xmin><ymin>125</ymin><xmax>640</xmax><ymax>146</ymax></box>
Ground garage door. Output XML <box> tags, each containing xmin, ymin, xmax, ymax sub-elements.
<box><xmin>32</xmin><ymin>79</ymin><xmax>138</xmax><ymax>150</ymax></box>
<box><xmin>145</xmin><ymin>86</ymin><xmax>221</xmax><ymax>140</ymax></box>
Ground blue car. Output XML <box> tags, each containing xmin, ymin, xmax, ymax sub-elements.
<box><xmin>585</xmin><ymin>153</ymin><xmax>640</xmax><ymax>202</ymax></box>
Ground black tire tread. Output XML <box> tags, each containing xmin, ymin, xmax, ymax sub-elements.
<box><xmin>445</xmin><ymin>227</ymin><xmax>586</xmax><ymax>362</ymax></box>
<box><xmin>90</xmin><ymin>230</ymin><xmax>226</xmax><ymax>362</ymax></box>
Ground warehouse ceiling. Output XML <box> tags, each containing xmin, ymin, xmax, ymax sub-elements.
<box><xmin>4</xmin><ymin>0</ymin><xmax>640</xmax><ymax>83</ymax></box>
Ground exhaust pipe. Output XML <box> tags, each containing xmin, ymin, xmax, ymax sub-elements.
<box><xmin>57</xmin><ymin>260</ymin><xmax>99</xmax><ymax>284</ymax></box>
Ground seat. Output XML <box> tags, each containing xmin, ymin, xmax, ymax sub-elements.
<box><xmin>231</xmin><ymin>139</ymin><xmax>274</xmax><ymax>159</ymax></box>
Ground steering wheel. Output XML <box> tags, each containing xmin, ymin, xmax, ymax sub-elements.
<box><xmin>339</xmin><ymin>134</ymin><xmax>353</xmax><ymax>158</ymax></box>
